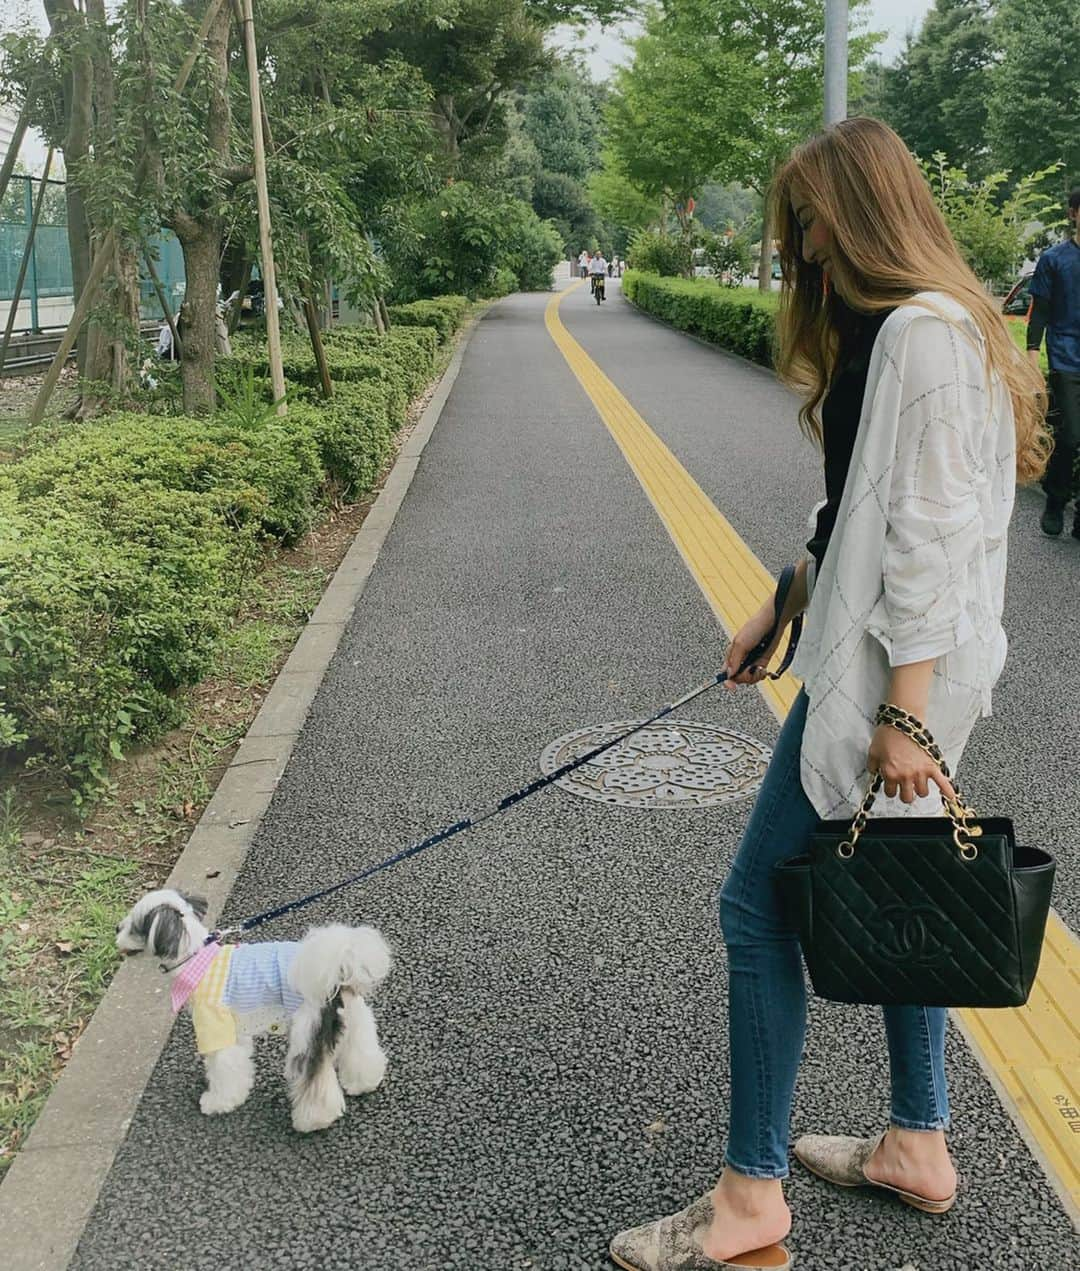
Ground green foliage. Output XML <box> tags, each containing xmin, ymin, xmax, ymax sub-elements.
<box><xmin>588</xmin><ymin>147</ymin><xmax>663</xmax><ymax>249</ymax></box>
<box><xmin>395</xmin><ymin>182</ymin><xmax>509</xmax><ymax>298</ymax></box>
<box><xmin>387</xmin><ymin>296</ymin><xmax>470</xmax><ymax>343</ymax></box>
<box><xmin>874</xmin><ymin>0</ymin><xmax>996</xmax><ymax>180</ymax></box>
<box><xmin>606</xmin><ymin>0</ymin><xmax>877</xmax><ymax>228</ymax></box>
<box><xmin>388</xmin><ymin>181</ymin><xmax>559</xmax><ymax>297</ymax></box>
<box><xmin>698</xmin><ymin>228</ymin><xmax>753</xmax><ymax>287</ymax></box>
<box><xmin>213</xmin><ymin>365</ymin><xmax>288</xmax><ymax>432</ymax></box>
<box><xmin>988</xmin><ymin>0</ymin><xmax>1080</xmax><ymax>199</ymax></box>
<box><xmin>531</xmin><ymin>169</ymin><xmax>596</xmax><ymax>251</ymax></box>
<box><xmin>9</xmin><ymin>414</ymin><xmax>322</xmax><ymax>546</ymax></box>
<box><xmin>622</xmin><ymin>271</ymin><xmax>777</xmax><ymax>367</ymax></box>
<box><xmin>478</xmin><ymin>267</ymin><xmax>518</xmax><ymax>298</ymax></box>
<box><xmin>919</xmin><ymin>153</ymin><xmax>1061</xmax><ymax>289</ymax></box>
<box><xmin>288</xmin><ymin>389</ymin><xmax>395</xmax><ymax>497</ymax></box>
<box><xmin>501</xmin><ymin>200</ymin><xmax>564</xmax><ymax>289</ymax></box>
<box><xmin>521</xmin><ymin>61</ymin><xmax>602</xmax><ymax>184</ymax></box>
<box><xmin>0</xmin><ymin>482</ymin><xmax>250</xmax><ymax>800</ymax></box>
<box><xmin>626</xmin><ymin>230</ymin><xmax>692</xmax><ymax>278</ymax></box>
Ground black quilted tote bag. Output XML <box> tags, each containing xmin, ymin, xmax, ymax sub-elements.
<box><xmin>774</xmin><ymin>707</ymin><xmax>1055</xmax><ymax>1008</ymax></box>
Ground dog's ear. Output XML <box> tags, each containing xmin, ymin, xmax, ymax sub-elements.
<box><xmin>182</xmin><ymin>893</ymin><xmax>209</xmax><ymax>921</ymax></box>
<box><xmin>148</xmin><ymin>905</ymin><xmax>187</xmax><ymax>961</ymax></box>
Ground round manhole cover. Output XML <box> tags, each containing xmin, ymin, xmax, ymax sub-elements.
<box><xmin>539</xmin><ymin>719</ymin><xmax>771</xmax><ymax>809</ymax></box>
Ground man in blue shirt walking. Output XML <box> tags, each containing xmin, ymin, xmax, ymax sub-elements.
<box><xmin>1028</xmin><ymin>189</ymin><xmax>1080</xmax><ymax>537</ymax></box>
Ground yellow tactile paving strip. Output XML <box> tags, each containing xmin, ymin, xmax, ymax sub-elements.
<box><xmin>546</xmin><ymin>281</ymin><xmax>1080</xmax><ymax>1221</ymax></box>
<box><xmin>545</xmin><ymin>283</ymin><xmax>800</xmax><ymax>722</ymax></box>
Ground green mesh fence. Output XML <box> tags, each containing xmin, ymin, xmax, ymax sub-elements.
<box><xmin>0</xmin><ymin>175</ymin><xmax>186</xmax><ymax>329</ymax></box>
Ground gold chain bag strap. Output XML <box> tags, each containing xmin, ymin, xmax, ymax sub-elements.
<box><xmin>774</xmin><ymin>704</ymin><xmax>1055</xmax><ymax>1008</ymax></box>
<box><xmin>839</xmin><ymin>704</ymin><xmax>981</xmax><ymax>862</ymax></box>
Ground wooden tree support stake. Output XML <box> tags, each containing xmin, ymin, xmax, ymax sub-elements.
<box><xmin>0</xmin><ymin>101</ymin><xmax>31</xmax><ymax>209</ymax></box>
<box><xmin>0</xmin><ymin>146</ymin><xmax>54</xmax><ymax>378</ymax></box>
<box><xmin>240</xmin><ymin>0</ymin><xmax>287</xmax><ymax>414</ymax></box>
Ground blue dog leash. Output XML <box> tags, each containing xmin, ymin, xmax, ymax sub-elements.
<box><xmin>209</xmin><ymin>567</ymin><xmax>804</xmax><ymax>943</ymax></box>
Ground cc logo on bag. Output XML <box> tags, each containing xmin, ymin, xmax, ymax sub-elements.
<box><xmin>869</xmin><ymin>905</ymin><xmax>950</xmax><ymax>966</ymax></box>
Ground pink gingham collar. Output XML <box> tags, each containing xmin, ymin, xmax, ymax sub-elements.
<box><xmin>170</xmin><ymin>940</ymin><xmax>223</xmax><ymax>1014</ymax></box>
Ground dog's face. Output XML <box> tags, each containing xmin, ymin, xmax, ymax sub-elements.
<box><xmin>116</xmin><ymin>889</ymin><xmax>209</xmax><ymax>967</ymax></box>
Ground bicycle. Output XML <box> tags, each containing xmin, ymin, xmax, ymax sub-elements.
<box><xmin>590</xmin><ymin>273</ymin><xmax>606</xmax><ymax>304</ymax></box>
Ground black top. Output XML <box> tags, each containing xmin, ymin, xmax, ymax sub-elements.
<box><xmin>807</xmin><ymin>304</ymin><xmax>896</xmax><ymax>572</ymax></box>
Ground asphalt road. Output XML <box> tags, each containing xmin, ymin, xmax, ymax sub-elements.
<box><xmin>70</xmin><ymin>281</ymin><xmax>1079</xmax><ymax>1270</ymax></box>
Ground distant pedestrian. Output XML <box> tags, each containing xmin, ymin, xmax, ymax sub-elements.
<box><xmin>578</xmin><ymin>250</ymin><xmax>589</xmax><ymax>280</ymax></box>
<box><xmin>607</xmin><ymin>257</ymin><xmax>614</xmax><ymax>277</ymax></box>
<box><xmin>608</xmin><ymin>116</ymin><xmax>1049</xmax><ymax>1271</ymax></box>
<box><xmin>1028</xmin><ymin>188</ymin><xmax>1080</xmax><ymax>538</ymax></box>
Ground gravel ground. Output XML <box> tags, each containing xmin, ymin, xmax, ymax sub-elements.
<box><xmin>70</xmin><ymin>285</ymin><xmax>1078</xmax><ymax>1270</ymax></box>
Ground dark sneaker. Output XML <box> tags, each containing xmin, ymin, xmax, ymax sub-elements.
<box><xmin>1041</xmin><ymin>502</ymin><xmax>1064</xmax><ymax>536</ymax></box>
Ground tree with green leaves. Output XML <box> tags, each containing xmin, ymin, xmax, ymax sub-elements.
<box><xmin>920</xmin><ymin>151</ymin><xmax>1061</xmax><ymax>288</ymax></box>
<box><xmin>987</xmin><ymin>0</ymin><xmax>1080</xmax><ymax>199</ymax></box>
<box><xmin>605</xmin><ymin>0</ymin><xmax>878</xmax><ymax>287</ymax></box>
<box><xmin>587</xmin><ymin>145</ymin><xmax>662</xmax><ymax>251</ymax></box>
<box><xmin>874</xmin><ymin>1</ymin><xmax>996</xmax><ymax>178</ymax></box>
<box><xmin>518</xmin><ymin>58</ymin><xmax>604</xmax><ymax>251</ymax></box>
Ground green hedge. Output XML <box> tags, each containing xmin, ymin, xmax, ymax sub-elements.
<box><xmin>2</xmin><ymin>301</ymin><xmax>463</xmax><ymax>798</ymax></box>
<box><xmin>622</xmin><ymin>271</ymin><xmax>779</xmax><ymax>368</ymax></box>
<box><xmin>386</xmin><ymin>296</ymin><xmax>469</xmax><ymax>344</ymax></box>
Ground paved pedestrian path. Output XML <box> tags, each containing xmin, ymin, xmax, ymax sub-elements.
<box><xmin>68</xmin><ymin>281</ymin><xmax>1078</xmax><ymax>1269</ymax></box>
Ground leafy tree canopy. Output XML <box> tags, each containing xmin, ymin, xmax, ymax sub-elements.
<box><xmin>987</xmin><ymin>0</ymin><xmax>1080</xmax><ymax>198</ymax></box>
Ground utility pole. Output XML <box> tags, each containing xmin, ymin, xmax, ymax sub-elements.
<box><xmin>824</xmin><ymin>0</ymin><xmax>848</xmax><ymax>126</ymax></box>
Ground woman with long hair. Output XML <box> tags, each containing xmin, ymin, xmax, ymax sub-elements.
<box><xmin>609</xmin><ymin>117</ymin><xmax>1049</xmax><ymax>1271</ymax></box>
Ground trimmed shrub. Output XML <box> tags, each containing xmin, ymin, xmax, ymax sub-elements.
<box><xmin>387</xmin><ymin>296</ymin><xmax>469</xmax><ymax>343</ymax></box>
<box><xmin>290</xmin><ymin>383</ymin><xmax>395</xmax><ymax>496</ymax></box>
<box><xmin>0</xmin><ymin>484</ymin><xmax>252</xmax><ymax>795</ymax></box>
<box><xmin>10</xmin><ymin>413</ymin><xmax>323</xmax><ymax>545</ymax></box>
<box><xmin>622</xmin><ymin>271</ymin><xmax>778</xmax><ymax>368</ymax></box>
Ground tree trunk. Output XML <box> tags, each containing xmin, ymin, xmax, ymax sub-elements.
<box><xmin>433</xmin><ymin>94</ymin><xmax>460</xmax><ymax>168</ymax></box>
<box><xmin>175</xmin><ymin>222</ymin><xmax>219</xmax><ymax>413</ymax></box>
<box><xmin>168</xmin><ymin>0</ymin><xmax>233</xmax><ymax>413</ymax></box>
<box><xmin>757</xmin><ymin>194</ymin><xmax>773</xmax><ymax>294</ymax></box>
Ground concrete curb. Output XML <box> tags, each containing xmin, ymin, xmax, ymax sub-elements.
<box><xmin>0</xmin><ymin>307</ymin><xmax>489</xmax><ymax>1271</ymax></box>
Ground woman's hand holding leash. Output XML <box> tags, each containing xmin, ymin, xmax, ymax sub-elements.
<box><xmin>723</xmin><ymin>560</ymin><xmax>808</xmax><ymax>689</ymax></box>
<box><xmin>723</xmin><ymin>602</ymin><xmax>789</xmax><ymax>688</ymax></box>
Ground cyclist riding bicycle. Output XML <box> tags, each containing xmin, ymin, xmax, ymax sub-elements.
<box><xmin>589</xmin><ymin>252</ymin><xmax>608</xmax><ymax>303</ymax></box>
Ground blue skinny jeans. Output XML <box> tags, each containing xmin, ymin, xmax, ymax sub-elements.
<box><xmin>718</xmin><ymin>689</ymin><xmax>950</xmax><ymax>1179</ymax></box>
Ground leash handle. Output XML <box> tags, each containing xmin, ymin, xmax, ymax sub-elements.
<box><xmin>738</xmin><ymin>563</ymin><xmax>803</xmax><ymax>680</ymax></box>
<box><xmin>215</xmin><ymin>567</ymin><xmax>803</xmax><ymax>940</ymax></box>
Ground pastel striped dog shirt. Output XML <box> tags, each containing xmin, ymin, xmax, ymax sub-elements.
<box><xmin>172</xmin><ymin>941</ymin><xmax>305</xmax><ymax>1054</ymax></box>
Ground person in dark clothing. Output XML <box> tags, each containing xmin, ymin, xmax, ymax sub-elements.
<box><xmin>1027</xmin><ymin>188</ymin><xmax>1080</xmax><ymax>537</ymax></box>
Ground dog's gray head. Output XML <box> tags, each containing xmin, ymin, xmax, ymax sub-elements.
<box><xmin>116</xmin><ymin>889</ymin><xmax>209</xmax><ymax>966</ymax></box>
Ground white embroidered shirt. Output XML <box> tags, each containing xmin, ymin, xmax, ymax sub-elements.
<box><xmin>789</xmin><ymin>291</ymin><xmax>1016</xmax><ymax>820</ymax></box>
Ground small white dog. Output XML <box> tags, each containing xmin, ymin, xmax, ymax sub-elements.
<box><xmin>116</xmin><ymin>889</ymin><xmax>391</xmax><ymax>1132</ymax></box>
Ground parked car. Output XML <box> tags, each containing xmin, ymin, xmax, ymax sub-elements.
<box><xmin>1001</xmin><ymin>264</ymin><xmax>1036</xmax><ymax>316</ymax></box>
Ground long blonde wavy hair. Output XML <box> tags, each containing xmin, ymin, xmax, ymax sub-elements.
<box><xmin>769</xmin><ymin>116</ymin><xmax>1050</xmax><ymax>485</ymax></box>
